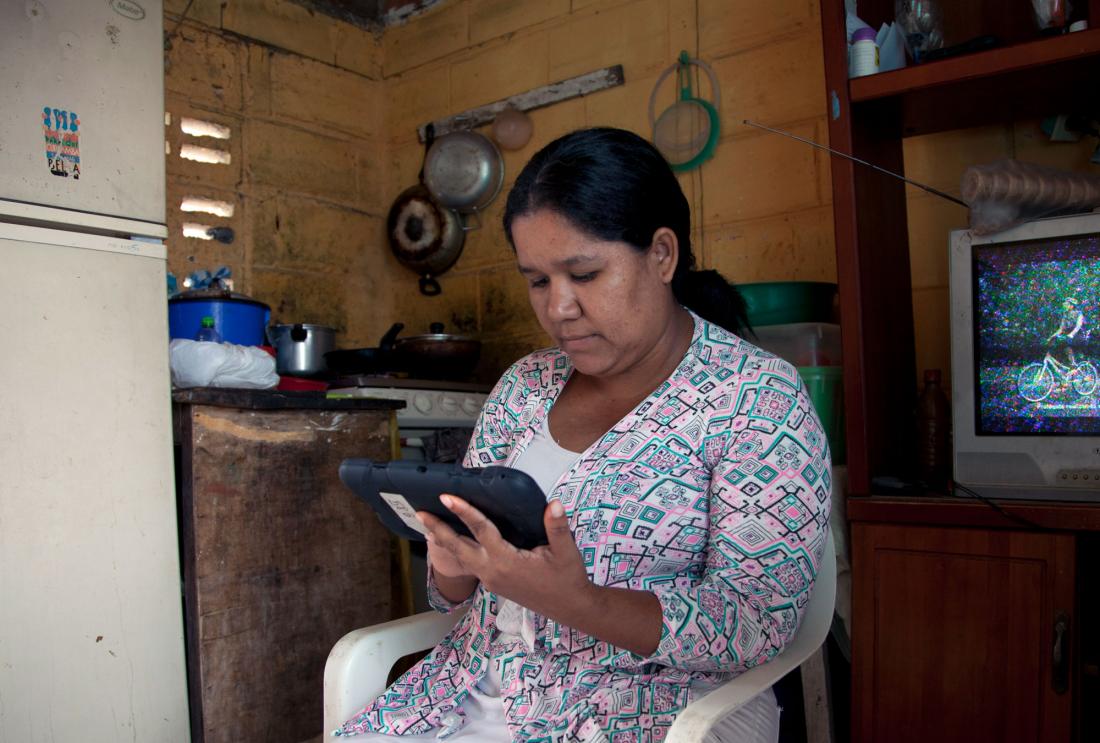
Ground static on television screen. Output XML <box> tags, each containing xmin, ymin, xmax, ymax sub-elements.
<box><xmin>973</xmin><ymin>233</ymin><xmax>1100</xmax><ymax>434</ymax></box>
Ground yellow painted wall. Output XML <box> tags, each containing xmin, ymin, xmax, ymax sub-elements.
<box><xmin>164</xmin><ymin>0</ymin><xmax>836</xmax><ymax>381</ymax></box>
<box><xmin>163</xmin><ymin>0</ymin><xmax>392</xmax><ymax>346</ymax></box>
<box><xmin>162</xmin><ymin>1</ymin><xmax>1100</xmax><ymax>387</ymax></box>
<box><xmin>904</xmin><ymin>123</ymin><xmax>1099</xmax><ymax>388</ymax></box>
<box><xmin>381</xmin><ymin>0</ymin><xmax>836</xmax><ymax>378</ymax></box>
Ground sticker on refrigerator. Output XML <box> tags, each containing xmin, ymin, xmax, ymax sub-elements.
<box><xmin>42</xmin><ymin>107</ymin><xmax>81</xmax><ymax>179</ymax></box>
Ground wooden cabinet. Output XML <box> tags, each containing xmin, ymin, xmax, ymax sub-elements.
<box><xmin>174</xmin><ymin>389</ymin><xmax>404</xmax><ymax>743</ymax></box>
<box><xmin>851</xmin><ymin>521</ymin><xmax>1075</xmax><ymax>743</ymax></box>
<box><xmin>818</xmin><ymin>0</ymin><xmax>1100</xmax><ymax>494</ymax></box>
<box><xmin>816</xmin><ymin>3</ymin><xmax>1100</xmax><ymax>741</ymax></box>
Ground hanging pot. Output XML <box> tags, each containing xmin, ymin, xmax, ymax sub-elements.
<box><xmin>386</xmin><ymin>184</ymin><xmax>465</xmax><ymax>296</ymax></box>
<box><xmin>423</xmin><ymin>130</ymin><xmax>504</xmax><ymax>222</ymax></box>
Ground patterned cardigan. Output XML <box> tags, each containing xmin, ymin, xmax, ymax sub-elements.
<box><xmin>336</xmin><ymin>314</ymin><xmax>831</xmax><ymax>742</ymax></box>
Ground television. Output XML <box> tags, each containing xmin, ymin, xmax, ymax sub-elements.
<box><xmin>950</xmin><ymin>211</ymin><xmax>1100</xmax><ymax>502</ymax></box>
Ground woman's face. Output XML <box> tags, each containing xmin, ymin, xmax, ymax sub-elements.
<box><xmin>511</xmin><ymin>209</ymin><xmax>679</xmax><ymax>378</ymax></box>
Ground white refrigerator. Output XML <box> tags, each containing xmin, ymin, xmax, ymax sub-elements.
<box><xmin>0</xmin><ymin>1</ymin><xmax>191</xmax><ymax>741</ymax></box>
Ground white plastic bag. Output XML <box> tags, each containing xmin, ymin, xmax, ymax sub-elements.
<box><xmin>170</xmin><ymin>339</ymin><xmax>279</xmax><ymax>389</ymax></box>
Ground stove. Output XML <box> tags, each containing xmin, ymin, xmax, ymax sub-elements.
<box><xmin>328</xmin><ymin>375</ymin><xmax>491</xmax><ymax>615</ymax></box>
<box><xmin>328</xmin><ymin>376</ymin><xmax>490</xmax><ymax>429</ymax></box>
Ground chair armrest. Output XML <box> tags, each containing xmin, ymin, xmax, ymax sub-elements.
<box><xmin>323</xmin><ymin>610</ymin><xmax>463</xmax><ymax>735</ymax></box>
<box><xmin>665</xmin><ymin>534</ymin><xmax>836</xmax><ymax>743</ymax></box>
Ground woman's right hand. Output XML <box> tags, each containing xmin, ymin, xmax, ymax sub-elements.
<box><xmin>420</xmin><ymin>520</ymin><xmax>473</xmax><ymax>578</ymax></box>
<box><xmin>419</xmin><ymin>510</ymin><xmax>480</xmax><ymax>605</ymax></box>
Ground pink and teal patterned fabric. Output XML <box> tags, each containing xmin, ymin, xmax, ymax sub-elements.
<box><xmin>336</xmin><ymin>313</ymin><xmax>831</xmax><ymax>742</ymax></box>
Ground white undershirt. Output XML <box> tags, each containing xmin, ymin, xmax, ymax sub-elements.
<box><xmin>481</xmin><ymin>416</ymin><xmax>583</xmax><ymax>693</ymax></box>
<box><xmin>510</xmin><ymin>414</ymin><xmax>583</xmax><ymax>496</ymax></box>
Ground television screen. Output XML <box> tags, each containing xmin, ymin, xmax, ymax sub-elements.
<box><xmin>973</xmin><ymin>233</ymin><xmax>1100</xmax><ymax>434</ymax></box>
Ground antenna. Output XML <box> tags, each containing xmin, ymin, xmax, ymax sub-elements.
<box><xmin>743</xmin><ymin>119</ymin><xmax>968</xmax><ymax>208</ymax></box>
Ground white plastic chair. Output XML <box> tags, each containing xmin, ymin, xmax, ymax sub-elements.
<box><xmin>323</xmin><ymin>534</ymin><xmax>835</xmax><ymax>742</ymax></box>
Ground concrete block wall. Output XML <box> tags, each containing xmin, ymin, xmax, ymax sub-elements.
<box><xmin>903</xmin><ymin>123</ymin><xmax>1099</xmax><ymax>386</ymax></box>
<box><xmin>165</xmin><ymin>0</ymin><xmax>836</xmax><ymax>381</ymax></box>
<box><xmin>164</xmin><ymin>0</ymin><xmax>391</xmax><ymax>346</ymax></box>
<box><xmin>163</xmin><ymin>1</ymin><xmax>1099</xmax><ymax>387</ymax></box>
<box><xmin>382</xmin><ymin>0</ymin><xmax>836</xmax><ymax>380</ymax></box>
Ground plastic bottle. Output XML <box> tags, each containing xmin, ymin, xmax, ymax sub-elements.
<box><xmin>194</xmin><ymin>316</ymin><xmax>223</xmax><ymax>343</ymax></box>
<box><xmin>916</xmin><ymin>368</ymin><xmax>951</xmax><ymax>489</ymax></box>
<box><xmin>849</xmin><ymin>27</ymin><xmax>879</xmax><ymax>77</ymax></box>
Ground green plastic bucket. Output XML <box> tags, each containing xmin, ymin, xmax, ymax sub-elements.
<box><xmin>798</xmin><ymin>365</ymin><xmax>845</xmax><ymax>464</ymax></box>
<box><xmin>739</xmin><ymin>281</ymin><xmax>837</xmax><ymax>327</ymax></box>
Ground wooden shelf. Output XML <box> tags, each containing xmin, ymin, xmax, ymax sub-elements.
<box><xmin>848</xmin><ymin>494</ymin><xmax>1100</xmax><ymax>531</ymax></box>
<box><xmin>847</xmin><ymin>29</ymin><xmax>1100</xmax><ymax>137</ymax></box>
<box><xmin>851</xmin><ymin>29</ymin><xmax>1100</xmax><ymax>101</ymax></box>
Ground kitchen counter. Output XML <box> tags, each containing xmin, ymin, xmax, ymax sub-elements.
<box><xmin>172</xmin><ymin>386</ymin><xmax>406</xmax><ymax>411</ymax></box>
<box><xmin>173</xmin><ymin>389</ymin><xmax>400</xmax><ymax>743</ymax></box>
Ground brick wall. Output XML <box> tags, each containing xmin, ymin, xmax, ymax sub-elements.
<box><xmin>164</xmin><ymin>0</ymin><xmax>836</xmax><ymax>382</ymax></box>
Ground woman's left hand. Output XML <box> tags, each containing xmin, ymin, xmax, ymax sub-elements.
<box><xmin>418</xmin><ymin>495</ymin><xmax>594</xmax><ymax>619</ymax></box>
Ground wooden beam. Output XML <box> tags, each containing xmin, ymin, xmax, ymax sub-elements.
<box><xmin>417</xmin><ymin>65</ymin><xmax>625</xmax><ymax>142</ymax></box>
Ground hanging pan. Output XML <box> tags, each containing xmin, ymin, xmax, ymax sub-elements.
<box><xmin>423</xmin><ymin>130</ymin><xmax>504</xmax><ymax>230</ymax></box>
<box><xmin>387</xmin><ymin>184</ymin><xmax>465</xmax><ymax>296</ymax></box>
<box><xmin>387</xmin><ymin>125</ymin><xmax>473</xmax><ymax>296</ymax></box>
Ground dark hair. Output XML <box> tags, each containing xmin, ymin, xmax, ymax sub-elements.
<box><xmin>502</xmin><ymin>127</ymin><xmax>750</xmax><ymax>336</ymax></box>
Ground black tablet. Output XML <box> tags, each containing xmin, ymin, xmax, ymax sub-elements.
<box><xmin>339</xmin><ymin>459</ymin><xmax>550</xmax><ymax>550</ymax></box>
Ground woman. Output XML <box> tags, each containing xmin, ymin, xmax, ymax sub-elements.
<box><xmin>336</xmin><ymin>128</ymin><xmax>831</xmax><ymax>742</ymax></box>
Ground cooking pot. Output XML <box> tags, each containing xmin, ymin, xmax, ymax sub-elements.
<box><xmin>268</xmin><ymin>323</ymin><xmax>336</xmax><ymax>376</ymax></box>
<box><xmin>168</xmin><ymin>289</ymin><xmax>271</xmax><ymax>345</ymax></box>
<box><xmin>387</xmin><ymin>184</ymin><xmax>465</xmax><ymax>296</ymax></box>
<box><xmin>423</xmin><ymin>130</ymin><xmax>504</xmax><ymax>214</ymax></box>
<box><xmin>394</xmin><ymin>323</ymin><xmax>481</xmax><ymax>380</ymax></box>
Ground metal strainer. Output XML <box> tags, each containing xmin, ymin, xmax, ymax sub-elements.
<box><xmin>649</xmin><ymin>52</ymin><xmax>722</xmax><ymax>171</ymax></box>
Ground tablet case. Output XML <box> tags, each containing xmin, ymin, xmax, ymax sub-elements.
<box><xmin>339</xmin><ymin>459</ymin><xmax>549</xmax><ymax>549</ymax></box>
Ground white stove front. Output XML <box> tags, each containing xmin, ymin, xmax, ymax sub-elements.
<box><xmin>328</xmin><ymin>379</ymin><xmax>489</xmax><ymax>429</ymax></box>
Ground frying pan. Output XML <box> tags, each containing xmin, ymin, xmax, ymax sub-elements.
<box><xmin>324</xmin><ymin>323</ymin><xmax>404</xmax><ymax>376</ymax></box>
<box><xmin>324</xmin><ymin>322</ymin><xmax>482</xmax><ymax>380</ymax></box>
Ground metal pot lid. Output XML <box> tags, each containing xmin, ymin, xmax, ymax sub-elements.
<box><xmin>396</xmin><ymin>323</ymin><xmax>479</xmax><ymax>344</ymax></box>
<box><xmin>270</xmin><ymin>323</ymin><xmax>336</xmax><ymax>332</ymax></box>
<box><xmin>169</xmin><ymin>288</ymin><xmax>270</xmax><ymax>309</ymax></box>
<box><xmin>397</xmin><ymin>333</ymin><xmax>479</xmax><ymax>343</ymax></box>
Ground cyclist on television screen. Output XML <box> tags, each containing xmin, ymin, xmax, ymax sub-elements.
<box><xmin>1047</xmin><ymin>296</ymin><xmax>1084</xmax><ymax>367</ymax></box>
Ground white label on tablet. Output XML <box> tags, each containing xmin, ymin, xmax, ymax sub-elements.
<box><xmin>380</xmin><ymin>491</ymin><xmax>428</xmax><ymax>535</ymax></box>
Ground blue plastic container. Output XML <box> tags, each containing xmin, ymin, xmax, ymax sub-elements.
<box><xmin>168</xmin><ymin>292</ymin><xmax>271</xmax><ymax>346</ymax></box>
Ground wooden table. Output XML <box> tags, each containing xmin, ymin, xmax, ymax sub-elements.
<box><xmin>173</xmin><ymin>389</ymin><xmax>404</xmax><ymax>743</ymax></box>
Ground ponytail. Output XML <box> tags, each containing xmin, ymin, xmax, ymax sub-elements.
<box><xmin>672</xmin><ymin>269</ymin><xmax>752</xmax><ymax>338</ymax></box>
